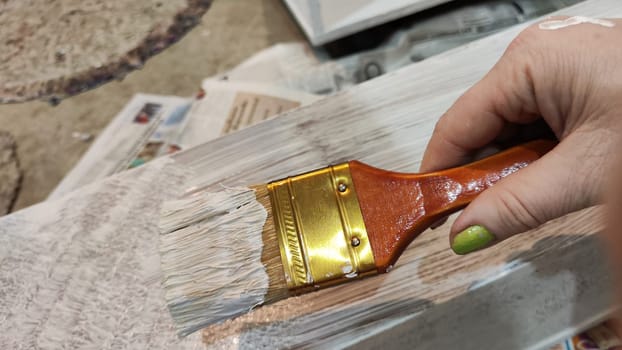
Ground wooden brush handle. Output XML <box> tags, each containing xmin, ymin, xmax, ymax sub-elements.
<box><xmin>349</xmin><ymin>139</ymin><xmax>556</xmax><ymax>271</ymax></box>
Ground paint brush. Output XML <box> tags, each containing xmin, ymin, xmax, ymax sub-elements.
<box><xmin>159</xmin><ymin>139</ymin><xmax>555</xmax><ymax>336</ymax></box>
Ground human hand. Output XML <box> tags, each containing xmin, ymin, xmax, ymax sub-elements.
<box><xmin>420</xmin><ymin>18</ymin><xmax>622</xmax><ymax>254</ymax></box>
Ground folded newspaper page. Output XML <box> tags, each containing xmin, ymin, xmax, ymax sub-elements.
<box><xmin>176</xmin><ymin>80</ymin><xmax>319</xmax><ymax>149</ymax></box>
<box><xmin>550</xmin><ymin>321</ymin><xmax>622</xmax><ymax>350</ymax></box>
<box><xmin>211</xmin><ymin>43</ymin><xmax>350</xmax><ymax>95</ymax></box>
<box><xmin>49</xmin><ymin>82</ymin><xmax>319</xmax><ymax>198</ymax></box>
<box><xmin>49</xmin><ymin>94</ymin><xmax>191</xmax><ymax>199</ymax></box>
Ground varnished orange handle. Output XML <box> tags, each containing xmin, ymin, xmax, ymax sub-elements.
<box><xmin>419</xmin><ymin>139</ymin><xmax>556</xmax><ymax>219</ymax></box>
<box><xmin>349</xmin><ymin>139</ymin><xmax>556</xmax><ymax>271</ymax></box>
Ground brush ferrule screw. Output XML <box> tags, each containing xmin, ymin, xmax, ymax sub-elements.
<box><xmin>351</xmin><ymin>236</ymin><xmax>361</xmax><ymax>247</ymax></box>
<box><xmin>337</xmin><ymin>183</ymin><xmax>347</xmax><ymax>192</ymax></box>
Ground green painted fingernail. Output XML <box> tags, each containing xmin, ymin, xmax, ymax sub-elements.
<box><xmin>451</xmin><ymin>225</ymin><xmax>495</xmax><ymax>255</ymax></box>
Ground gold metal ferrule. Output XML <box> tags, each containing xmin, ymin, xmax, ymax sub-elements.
<box><xmin>267</xmin><ymin>163</ymin><xmax>377</xmax><ymax>290</ymax></box>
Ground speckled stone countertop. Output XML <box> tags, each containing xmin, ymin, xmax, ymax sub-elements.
<box><xmin>0</xmin><ymin>0</ymin><xmax>211</xmax><ymax>103</ymax></box>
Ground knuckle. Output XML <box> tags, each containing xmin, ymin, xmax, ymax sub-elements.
<box><xmin>493</xmin><ymin>187</ymin><xmax>543</xmax><ymax>234</ymax></box>
<box><xmin>432</xmin><ymin>114</ymin><xmax>448</xmax><ymax>134</ymax></box>
<box><xmin>431</xmin><ymin>113</ymin><xmax>453</xmax><ymax>140</ymax></box>
<box><xmin>507</xmin><ymin>25</ymin><xmax>539</xmax><ymax>53</ymax></box>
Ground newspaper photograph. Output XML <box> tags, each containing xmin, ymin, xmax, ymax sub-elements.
<box><xmin>49</xmin><ymin>94</ymin><xmax>192</xmax><ymax>199</ymax></box>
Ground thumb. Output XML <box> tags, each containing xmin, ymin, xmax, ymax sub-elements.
<box><xmin>449</xmin><ymin>146</ymin><xmax>587</xmax><ymax>255</ymax></box>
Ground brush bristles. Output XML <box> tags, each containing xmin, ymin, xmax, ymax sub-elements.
<box><xmin>253</xmin><ymin>185</ymin><xmax>291</xmax><ymax>304</ymax></box>
<box><xmin>159</xmin><ymin>184</ymin><xmax>290</xmax><ymax>337</ymax></box>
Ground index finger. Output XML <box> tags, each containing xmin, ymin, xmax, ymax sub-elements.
<box><xmin>420</xmin><ymin>53</ymin><xmax>538</xmax><ymax>172</ymax></box>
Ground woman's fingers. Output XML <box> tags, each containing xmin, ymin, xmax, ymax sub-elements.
<box><xmin>421</xmin><ymin>29</ymin><xmax>541</xmax><ymax>173</ymax></box>
<box><xmin>449</xmin><ymin>139</ymin><xmax>593</xmax><ymax>254</ymax></box>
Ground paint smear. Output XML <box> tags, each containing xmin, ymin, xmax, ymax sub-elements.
<box><xmin>159</xmin><ymin>186</ymin><xmax>269</xmax><ymax>337</ymax></box>
<box><xmin>539</xmin><ymin>16</ymin><xmax>615</xmax><ymax>30</ymax></box>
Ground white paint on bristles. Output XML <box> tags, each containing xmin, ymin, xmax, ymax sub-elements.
<box><xmin>159</xmin><ymin>186</ymin><xmax>268</xmax><ymax>337</ymax></box>
<box><xmin>539</xmin><ymin>16</ymin><xmax>614</xmax><ymax>30</ymax></box>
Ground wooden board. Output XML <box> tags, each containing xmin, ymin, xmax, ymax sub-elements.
<box><xmin>0</xmin><ymin>0</ymin><xmax>616</xmax><ymax>348</ymax></box>
<box><xmin>283</xmin><ymin>0</ymin><xmax>452</xmax><ymax>45</ymax></box>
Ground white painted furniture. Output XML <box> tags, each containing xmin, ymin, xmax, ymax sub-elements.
<box><xmin>283</xmin><ymin>0</ymin><xmax>453</xmax><ymax>45</ymax></box>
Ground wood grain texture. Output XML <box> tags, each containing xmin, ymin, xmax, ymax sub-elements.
<box><xmin>0</xmin><ymin>0</ymin><xmax>617</xmax><ymax>348</ymax></box>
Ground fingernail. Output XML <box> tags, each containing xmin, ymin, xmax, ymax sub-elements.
<box><xmin>451</xmin><ymin>225</ymin><xmax>495</xmax><ymax>255</ymax></box>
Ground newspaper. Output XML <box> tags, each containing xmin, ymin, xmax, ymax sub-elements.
<box><xmin>209</xmin><ymin>43</ymin><xmax>350</xmax><ymax>95</ymax></box>
<box><xmin>49</xmin><ymin>94</ymin><xmax>192</xmax><ymax>199</ymax></box>
<box><xmin>176</xmin><ymin>80</ymin><xmax>318</xmax><ymax>149</ymax></box>
<box><xmin>549</xmin><ymin>321</ymin><xmax>622</xmax><ymax>350</ymax></box>
<box><xmin>49</xmin><ymin>83</ymin><xmax>319</xmax><ymax>198</ymax></box>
